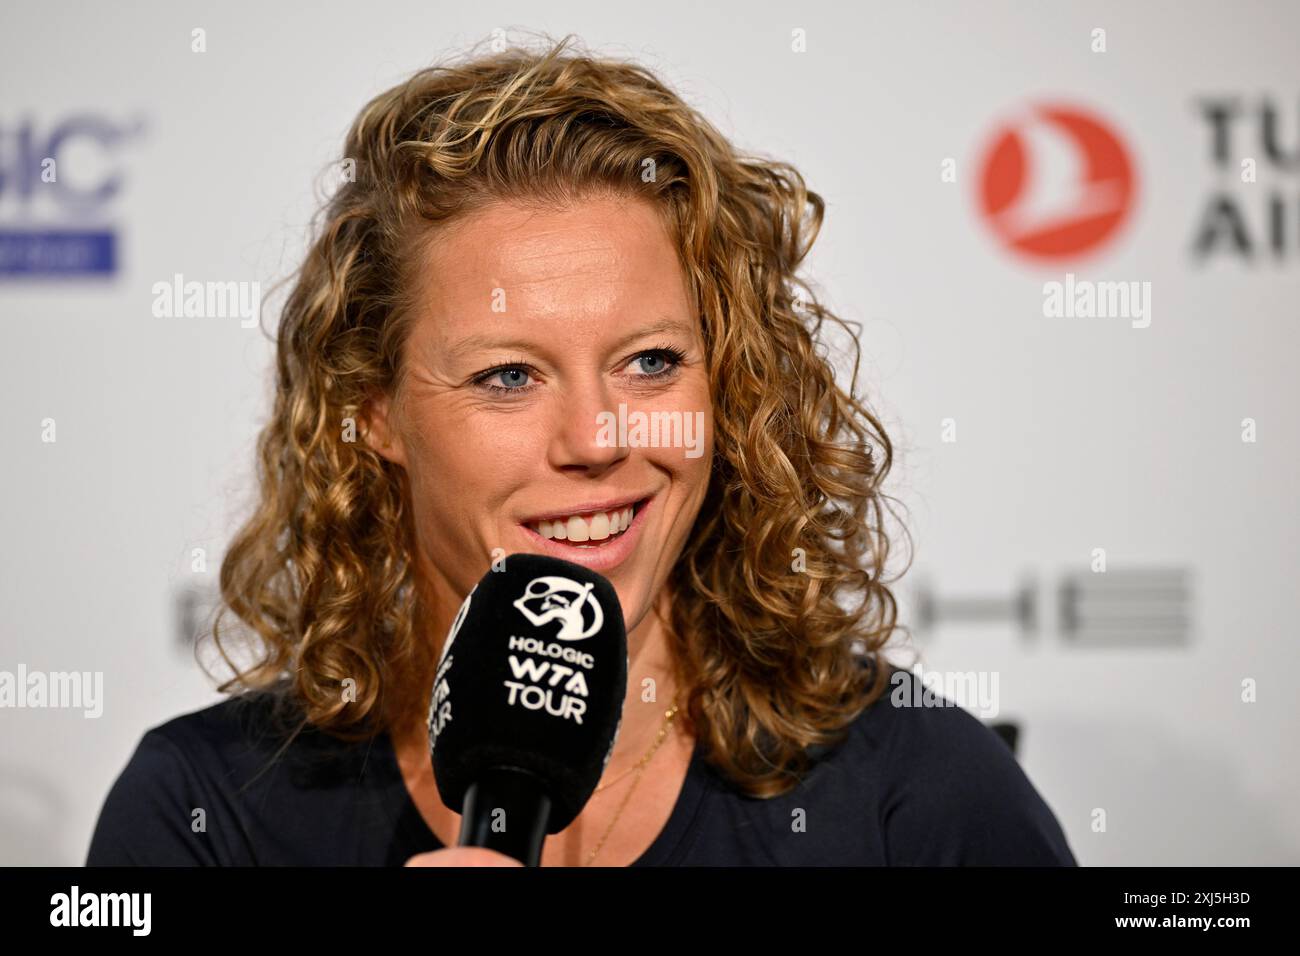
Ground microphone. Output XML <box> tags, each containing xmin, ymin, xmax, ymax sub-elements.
<box><xmin>426</xmin><ymin>553</ymin><xmax>628</xmax><ymax>865</ymax></box>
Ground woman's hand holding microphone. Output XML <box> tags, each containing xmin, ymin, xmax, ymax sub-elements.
<box><xmin>405</xmin><ymin>847</ymin><xmax>523</xmax><ymax>867</ymax></box>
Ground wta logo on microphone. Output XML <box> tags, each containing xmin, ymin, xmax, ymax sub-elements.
<box><xmin>504</xmin><ymin>575</ymin><xmax>602</xmax><ymax>724</ymax></box>
<box><xmin>427</xmin><ymin>574</ymin><xmax>607</xmax><ymax>748</ymax></box>
<box><xmin>512</xmin><ymin>576</ymin><xmax>604</xmax><ymax>640</ymax></box>
<box><xmin>427</xmin><ymin>590</ymin><xmax>472</xmax><ymax>743</ymax></box>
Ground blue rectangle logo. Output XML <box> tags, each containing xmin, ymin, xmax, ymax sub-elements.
<box><xmin>0</xmin><ymin>230</ymin><xmax>116</xmax><ymax>275</ymax></box>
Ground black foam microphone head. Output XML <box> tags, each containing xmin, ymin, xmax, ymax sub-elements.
<box><xmin>427</xmin><ymin>553</ymin><xmax>628</xmax><ymax>832</ymax></box>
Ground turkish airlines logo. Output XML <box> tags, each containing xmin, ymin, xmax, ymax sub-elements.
<box><xmin>976</xmin><ymin>103</ymin><xmax>1138</xmax><ymax>261</ymax></box>
<box><xmin>513</xmin><ymin>576</ymin><xmax>604</xmax><ymax>641</ymax></box>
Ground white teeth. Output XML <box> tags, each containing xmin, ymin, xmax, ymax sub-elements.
<box><xmin>530</xmin><ymin>505</ymin><xmax>637</xmax><ymax>542</ymax></box>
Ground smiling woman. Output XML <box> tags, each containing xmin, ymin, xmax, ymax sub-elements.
<box><xmin>86</xmin><ymin>32</ymin><xmax>1075</xmax><ymax>867</ymax></box>
<box><xmin>361</xmin><ymin>194</ymin><xmax>714</xmax><ymax>598</ymax></box>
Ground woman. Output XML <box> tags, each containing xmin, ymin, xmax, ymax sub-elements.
<box><xmin>87</xmin><ymin>35</ymin><xmax>1075</xmax><ymax>867</ymax></box>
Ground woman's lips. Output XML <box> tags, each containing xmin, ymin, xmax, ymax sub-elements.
<box><xmin>528</xmin><ymin>501</ymin><xmax>640</xmax><ymax>542</ymax></box>
<box><xmin>519</xmin><ymin>496</ymin><xmax>653</xmax><ymax>572</ymax></box>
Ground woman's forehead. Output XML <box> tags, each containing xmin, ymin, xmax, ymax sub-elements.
<box><xmin>411</xmin><ymin>197</ymin><xmax>693</xmax><ymax>348</ymax></box>
<box><xmin>424</xmin><ymin>194</ymin><xmax>673</xmax><ymax>276</ymax></box>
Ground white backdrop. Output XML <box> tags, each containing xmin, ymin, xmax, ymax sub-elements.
<box><xmin>1</xmin><ymin>0</ymin><xmax>1297</xmax><ymax>865</ymax></box>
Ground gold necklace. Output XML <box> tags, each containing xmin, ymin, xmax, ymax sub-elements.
<box><xmin>582</xmin><ymin>698</ymin><xmax>680</xmax><ymax>866</ymax></box>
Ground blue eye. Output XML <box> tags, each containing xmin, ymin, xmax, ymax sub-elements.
<box><xmin>490</xmin><ymin>368</ymin><xmax>530</xmax><ymax>389</ymax></box>
<box><xmin>471</xmin><ymin>362</ymin><xmax>535</xmax><ymax>394</ymax></box>
<box><xmin>471</xmin><ymin>346</ymin><xmax>686</xmax><ymax>397</ymax></box>
<box><xmin>634</xmin><ymin>353</ymin><xmax>667</xmax><ymax>374</ymax></box>
<box><xmin>629</xmin><ymin>347</ymin><xmax>686</xmax><ymax>377</ymax></box>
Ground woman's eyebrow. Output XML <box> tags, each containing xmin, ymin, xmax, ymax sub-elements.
<box><xmin>446</xmin><ymin>318</ymin><xmax>694</xmax><ymax>359</ymax></box>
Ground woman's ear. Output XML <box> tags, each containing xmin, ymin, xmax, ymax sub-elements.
<box><xmin>360</xmin><ymin>391</ymin><xmax>407</xmax><ymax>467</ymax></box>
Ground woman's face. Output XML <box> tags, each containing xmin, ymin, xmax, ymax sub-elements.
<box><xmin>366</xmin><ymin>194</ymin><xmax>714</xmax><ymax>638</ymax></box>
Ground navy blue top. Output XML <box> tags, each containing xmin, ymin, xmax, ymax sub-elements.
<box><xmin>85</xmin><ymin>665</ymin><xmax>1077</xmax><ymax>866</ymax></box>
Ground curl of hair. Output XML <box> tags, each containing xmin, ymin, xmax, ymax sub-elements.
<box><xmin>206</xmin><ymin>32</ymin><xmax>912</xmax><ymax>797</ymax></box>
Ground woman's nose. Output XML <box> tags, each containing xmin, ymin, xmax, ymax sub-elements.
<box><xmin>546</xmin><ymin>380</ymin><xmax>630</xmax><ymax>472</ymax></box>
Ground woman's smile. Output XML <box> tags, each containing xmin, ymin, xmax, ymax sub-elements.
<box><xmin>518</xmin><ymin>493</ymin><xmax>656</xmax><ymax>573</ymax></box>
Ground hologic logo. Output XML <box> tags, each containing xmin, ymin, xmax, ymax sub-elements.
<box><xmin>513</xmin><ymin>576</ymin><xmax>604</xmax><ymax>641</ymax></box>
<box><xmin>976</xmin><ymin>103</ymin><xmax>1137</xmax><ymax>262</ymax></box>
<box><xmin>0</xmin><ymin>114</ymin><xmax>143</xmax><ymax>276</ymax></box>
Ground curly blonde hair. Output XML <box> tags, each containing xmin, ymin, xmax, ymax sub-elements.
<box><xmin>207</xmin><ymin>32</ymin><xmax>910</xmax><ymax>798</ymax></box>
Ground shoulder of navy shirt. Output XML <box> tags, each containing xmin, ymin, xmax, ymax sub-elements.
<box><xmin>85</xmin><ymin>661</ymin><xmax>1077</xmax><ymax>866</ymax></box>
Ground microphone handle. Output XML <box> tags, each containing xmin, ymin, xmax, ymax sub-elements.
<box><xmin>457</xmin><ymin>766</ymin><xmax>552</xmax><ymax>866</ymax></box>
